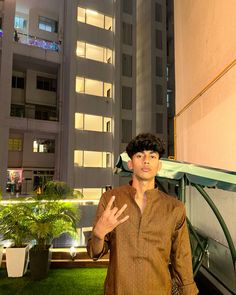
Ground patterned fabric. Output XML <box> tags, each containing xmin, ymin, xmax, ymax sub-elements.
<box><xmin>87</xmin><ymin>184</ymin><xmax>198</xmax><ymax>295</ymax></box>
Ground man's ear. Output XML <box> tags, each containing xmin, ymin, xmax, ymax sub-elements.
<box><xmin>127</xmin><ymin>160</ymin><xmax>133</xmax><ymax>170</ymax></box>
<box><xmin>158</xmin><ymin>160</ymin><xmax>162</xmax><ymax>172</ymax></box>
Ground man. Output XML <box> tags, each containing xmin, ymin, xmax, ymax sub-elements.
<box><xmin>87</xmin><ymin>133</ymin><xmax>198</xmax><ymax>295</ymax></box>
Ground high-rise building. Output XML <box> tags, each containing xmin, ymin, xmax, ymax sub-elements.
<box><xmin>0</xmin><ymin>0</ymin><xmax>172</xmax><ymax>200</ymax></box>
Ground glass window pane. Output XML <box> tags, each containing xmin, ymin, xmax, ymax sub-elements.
<box><xmin>86</xmin><ymin>43</ymin><xmax>103</xmax><ymax>62</ymax></box>
<box><xmin>122</xmin><ymin>120</ymin><xmax>132</xmax><ymax>143</ymax></box>
<box><xmin>85</xmin><ymin>78</ymin><xmax>103</xmax><ymax>96</ymax></box>
<box><xmin>76</xmin><ymin>77</ymin><xmax>84</xmax><ymax>93</ymax></box>
<box><xmin>82</xmin><ymin>188</ymin><xmax>102</xmax><ymax>200</ymax></box>
<box><xmin>122</xmin><ymin>86</ymin><xmax>132</xmax><ymax>109</ymax></box>
<box><xmin>105</xmin><ymin>48</ymin><xmax>112</xmax><ymax>63</ymax></box>
<box><xmin>77</xmin><ymin>7</ymin><xmax>85</xmax><ymax>22</ymax></box>
<box><xmin>105</xmin><ymin>16</ymin><xmax>112</xmax><ymax>30</ymax></box>
<box><xmin>103</xmin><ymin>152</ymin><xmax>111</xmax><ymax>168</ymax></box>
<box><xmin>86</xmin><ymin>9</ymin><xmax>104</xmax><ymax>28</ymax></box>
<box><xmin>84</xmin><ymin>114</ymin><xmax>103</xmax><ymax>132</ymax></box>
<box><xmin>156</xmin><ymin>113</ymin><xmax>163</xmax><ymax>134</ymax></box>
<box><xmin>76</xmin><ymin>41</ymin><xmax>85</xmax><ymax>57</ymax></box>
<box><xmin>104</xmin><ymin>117</ymin><xmax>112</xmax><ymax>132</ymax></box>
<box><xmin>75</xmin><ymin>113</ymin><xmax>84</xmax><ymax>129</ymax></box>
<box><xmin>84</xmin><ymin>151</ymin><xmax>102</xmax><ymax>167</ymax></box>
<box><xmin>104</xmin><ymin>82</ymin><xmax>112</xmax><ymax>98</ymax></box>
<box><xmin>74</xmin><ymin>150</ymin><xmax>83</xmax><ymax>166</ymax></box>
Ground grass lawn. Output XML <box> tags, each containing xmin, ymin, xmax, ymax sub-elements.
<box><xmin>0</xmin><ymin>268</ymin><xmax>107</xmax><ymax>295</ymax></box>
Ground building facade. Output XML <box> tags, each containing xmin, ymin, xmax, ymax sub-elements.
<box><xmin>0</xmin><ymin>0</ymin><xmax>171</xmax><ymax>200</ymax></box>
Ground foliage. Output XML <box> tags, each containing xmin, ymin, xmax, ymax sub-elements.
<box><xmin>37</xmin><ymin>181</ymin><xmax>83</xmax><ymax>200</ymax></box>
<box><xmin>26</xmin><ymin>200</ymin><xmax>80</xmax><ymax>250</ymax></box>
<box><xmin>0</xmin><ymin>203</ymin><xmax>31</xmax><ymax>247</ymax></box>
<box><xmin>0</xmin><ymin>181</ymin><xmax>81</xmax><ymax>250</ymax></box>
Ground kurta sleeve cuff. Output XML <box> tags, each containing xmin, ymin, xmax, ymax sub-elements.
<box><xmin>87</xmin><ymin>236</ymin><xmax>109</xmax><ymax>261</ymax></box>
<box><xmin>178</xmin><ymin>282</ymin><xmax>199</xmax><ymax>295</ymax></box>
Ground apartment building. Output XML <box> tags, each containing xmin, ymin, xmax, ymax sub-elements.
<box><xmin>0</xmin><ymin>0</ymin><xmax>170</xmax><ymax>200</ymax></box>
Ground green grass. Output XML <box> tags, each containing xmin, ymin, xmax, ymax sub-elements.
<box><xmin>0</xmin><ymin>268</ymin><xmax>107</xmax><ymax>295</ymax></box>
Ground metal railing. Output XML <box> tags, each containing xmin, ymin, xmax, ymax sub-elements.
<box><xmin>14</xmin><ymin>31</ymin><xmax>60</xmax><ymax>52</ymax></box>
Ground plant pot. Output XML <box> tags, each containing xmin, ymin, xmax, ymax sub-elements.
<box><xmin>29</xmin><ymin>245</ymin><xmax>52</xmax><ymax>280</ymax></box>
<box><xmin>6</xmin><ymin>244</ymin><xmax>29</xmax><ymax>277</ymax></box>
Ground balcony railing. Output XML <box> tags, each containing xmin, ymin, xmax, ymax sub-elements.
<box><xmin>10</xmin><ymin>104</ymin><xmax>59</xmax><ymax>122</ymax></box>
<box><xmin>14</xmin><ymin>31</ymin><xmax>60</xmax><ymax>52</ymax></box>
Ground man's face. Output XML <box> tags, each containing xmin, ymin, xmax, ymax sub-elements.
<box><xmin>128</xmin><ymin>150</ymin><xmax>161</xmax><ymax>181</ymax></box>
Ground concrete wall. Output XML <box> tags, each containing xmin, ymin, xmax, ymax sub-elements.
<box><xmin>25</xmin><ymin>69</ymin><xmax>57</xmax><ymax>106</ymax></box>
<box><xmin>175</xmin><ymin>0</ymin><xmax>236</xmax><ymax>172</ymax></box>
<box><xmin>174</xmin><ymin>0</ymin><xmax>236</xmax><ymax>252</ymax></box>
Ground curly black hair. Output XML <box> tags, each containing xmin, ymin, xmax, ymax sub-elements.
<box><xmin>126</xmin><ymin>133</ymin><xmax>165</xmax><ymax>159</ymax></box>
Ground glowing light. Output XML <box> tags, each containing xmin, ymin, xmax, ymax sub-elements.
<box><xmin>86</xmin><ymin>9</ymin><xmax>98</xmax><ymax>15</ymax></box>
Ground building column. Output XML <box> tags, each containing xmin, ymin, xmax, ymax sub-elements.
<box><xmin>0</xmin><ymin>0</ymin><xmax>15</xmax><ymax>195</ymax></box>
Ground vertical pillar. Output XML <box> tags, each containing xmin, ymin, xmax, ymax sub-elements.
<box><xmin>0</xmin><ymin>0</ymin><xmax>16</xmax><ymax>195</ymax></box>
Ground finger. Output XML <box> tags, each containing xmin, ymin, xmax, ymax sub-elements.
<box><xmin>115</xmin><ymin>204</ymin><xmax>128</xmax><ymax>218</ymax></box>
<box><xmin>105</xmin><ymin>195</ymin><xmax>115</xmax><ymax>211</ymax></box>
<box><xmin>117</xmin><ymin>215</ymin><xmax>129</xmax><ymax>225</ymax></box>
<box><xmin>111</xmin><ymin>206</ymin><xmax>119</xmax><ymax>215</ymax></box>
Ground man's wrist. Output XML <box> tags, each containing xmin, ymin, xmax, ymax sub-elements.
<box><xmin>93</xmin><ymin>227</ymin><xmax>105</xmax><ymax>241</ymax></box>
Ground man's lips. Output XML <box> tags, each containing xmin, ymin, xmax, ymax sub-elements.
<box><xmin>141</xmin><ymin>168</ymin><xmax>151</xmax><ymax>172</ymax></box>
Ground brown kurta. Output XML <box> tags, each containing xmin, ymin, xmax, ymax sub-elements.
<box><xmin>87</xmin><ymin>184</ymin><xmax>198</xmax><ymax>295</ymax></box>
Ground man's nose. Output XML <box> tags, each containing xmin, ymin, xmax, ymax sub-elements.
<box><xmin>144</xmin><ymin>156</ymin><xmax>150</xmax><ymax>163</ymax></box>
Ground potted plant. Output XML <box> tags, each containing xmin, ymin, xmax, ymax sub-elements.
<box><xmin>0</xmin><ymin>202</ymin><xmax>31</xmax><ymax>277</ymax></box>
<box><xmin>27</xmin><ymin>181</ymin><xmax>81</xmax><ymax>280</ymax></box>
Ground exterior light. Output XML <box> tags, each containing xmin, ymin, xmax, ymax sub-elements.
<box><xmin>69</xmin><ymin>246</ymin><xmax>77</xmax><ymax>260</ymax></box>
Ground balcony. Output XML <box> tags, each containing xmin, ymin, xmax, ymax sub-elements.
<box><xmin>14</xmin><ymin>31</ymin><xmax>60</xmax><ymax>52</ymax></box>
<box><xmin>10</xmin><ymin>104</ymin><xmax>59</xmax><ymax>122</ymax></box>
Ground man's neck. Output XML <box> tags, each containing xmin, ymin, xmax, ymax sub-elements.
<box><xmin>132</xmin><ymin>177</ymin><xmax>155</xmax><ymax>196</ymax></box>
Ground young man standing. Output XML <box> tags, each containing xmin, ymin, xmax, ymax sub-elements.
<box><xmin>87</xmin><ymin>133</ymin><xmax>198</xmax><ymax>295</ymax></box>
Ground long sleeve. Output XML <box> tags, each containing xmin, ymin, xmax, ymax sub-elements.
<box><xmin>171</xmin><ymin>205</ymin><xmax>199</xmax><ymax>295</ymax></box>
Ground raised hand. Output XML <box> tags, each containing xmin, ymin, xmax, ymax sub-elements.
<box><xmin>93</xmin><ymin>195</ymin><xmax>129</xmax><ymax>240</ymax></box>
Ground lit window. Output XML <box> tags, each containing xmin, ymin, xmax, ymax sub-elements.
<box><xmin>33</xmin><ymin>139</ymin><xmax>55</xmax><ymax>153</ymax></box>
<box><xmin>76</xmin><ymin>77</ymin><xmax>112</xmax><ymax>98</ymax></box>
<box><xmin>85</xmin><ymin>78</ymin><xmax>103</xmax><ymax>96</ymax></box>
<box><xmin>75</xmin><ymin>113</ymin><xmax>84</xmax><ymax>129</ymax></box>
<box><xmin>76</xmin><ymin>41</ymin><xmax>85</xmax><ymax>57</ymax></box>
<box><xmin>105</xmin><ymin>16</ymin><xmax>112</xmax><ymax>30</ymax></box>
<box><xmin>76</xmin><ymin>77</ymin><xmax>85</xmax><ymax>93</ymax></box>
<box><xmin>104</xmin><ymin>82</ymin><xmax>112</xmax><ymax>97</ymax></box>
<box><xmin>38</xmin><ymin>16</ymin><xmax>58</xmax><ymax>33</ymax></box>
<box><xmin>14</xmin><ymin>16</ymin><xmax>27</xmax><ymax>29</ymax></box>
<box><xmin>104</xmin><ymin>117</ymin><xmax>111</xmax><ymax>132</ymax></box>
<box><xmin>8</xmin><ymin>138</ymin><xmax>22</xmax><ymax>151</ymax></box>
<box><xmin>75</xmin><ymin>113</ymin><xmax>112</xmax><ymax>132</ymax></box>
<box><xmin>84</xmin><ymin>114</ymin><xmax>102</xmax><ymax>132</ymax></box>
<box><xmin>77</xmin><ymin>7</ymin><xmax>85</xmax><ymax>22</ymax></box>
<box><xmin>76</xmin><ymin>41</ymin><xmax>112</xmax><ymax>63</ymax></box>
<box><xmin>74</xmin><ymin>150</ymin><xmax>83</xmax><ymax>166</ymax></box>
<box><xmin>77</xmin><ymin>7</ymin><xmax>112</xmax><ymax>31</ymax></box>
<box><xmin>75</xmin><ymin>188</ymin><xmax>105</xmax><ymax>200</ymax></box>
<box><xmin>74</xmin><ymin>150</ymin><xmax>112</xmax><ymax>167</ymax></box>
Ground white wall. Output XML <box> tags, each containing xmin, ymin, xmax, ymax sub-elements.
<box><xmin>22</xmin><ymin>132</ymin><xmax>55</xmax><ymax>168</ymax></box>
<box><xmin>174</xmin><ymin>0</ymin><xmax>236</xmax><ymax>172</ymax></box>
<box><xmin>25</xmin><ymin>69</ymin><xmax>56</xmax><ymax>106</ymax></box>
<box><xmin>174</xmin><ymin>0</ymin><xmax>236</xmax><ymax>252</ymax></box>
<box><xmin>29</xmin><ymin>8</ymin><xmax>58</xmax><ymax>42</ymax></box>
